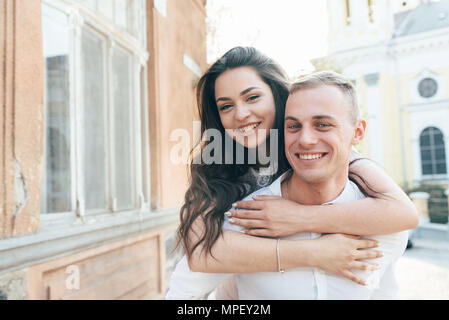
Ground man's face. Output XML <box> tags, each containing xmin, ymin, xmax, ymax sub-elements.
<box><xmin>284</xmin><ymin>85</ymin><xmax>365</xmax><ymax>185</ymax></box>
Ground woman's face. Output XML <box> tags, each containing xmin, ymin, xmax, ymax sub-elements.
<box><xmin>214</xmin><ymin>66</ymin><xmax>276</xmax><ymax>149</ymax></box>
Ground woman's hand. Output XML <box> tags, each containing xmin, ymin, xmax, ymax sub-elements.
<box><xmin>304</xmin><ymin>233</ymin><xmax>382</xmax><ymax>286</ymax></box>
<box><xmin>227</xmin><ymin>195</ymin><xmax>306</xmax><ymax>237</ymax></box>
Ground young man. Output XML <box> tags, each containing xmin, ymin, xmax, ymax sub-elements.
<box><xmin>166</xmin><ymin>71</ymin><xmax>408</xmax><ymax>300</ymax></box>
<box><xmin>220</xmin><ymin>71</ymin><xmax>408</xmax><ymax>299</ymax></box>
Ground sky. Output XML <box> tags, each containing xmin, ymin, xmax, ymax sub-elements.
<box><xmin>206</xmin><ymin>0</ymin><xmax>329</xmax><ymax>78</ymax></box>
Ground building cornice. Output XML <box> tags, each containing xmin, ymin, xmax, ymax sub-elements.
<box><xmin>388</xmin><ymin>28</ymin><xmax>449</xmax><ymax>56</ymax></box>
<box><xmin>404</xmin><ymin>99</ymin><xmax>449</xmax><ymax>113</ymax></box>
<box><xmin>0</xmin><ymin>208</ymin><xmax>180</xmax><ymax>276</ymax></box>
<box><xmin>323</xmin><ymin>26</ymin><xmax>449</xmax><ymax>66</ymax></box>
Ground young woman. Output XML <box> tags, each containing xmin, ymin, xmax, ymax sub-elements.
<box><xmin>167</xmin><ymin>47</ymin><xmax>418</xmax><ymax>299</ymax></box>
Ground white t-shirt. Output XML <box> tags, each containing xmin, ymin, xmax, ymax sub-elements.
<box><xmin>166</xmin><ymin>171</ymin><xmax>408</xmax><ymax>300</ymax></box>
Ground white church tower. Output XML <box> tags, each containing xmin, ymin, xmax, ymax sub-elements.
<box><xmin>326</xmin><ymin>0</ymin><xmax>395</xmax><ymax>54</ymax></box>
<box><xmin>320</xmin><ymin>0</ymin><xmax>449</xmax><ymax>188</ymax></box>
<box><xmin>325</xmin><ymin>1</ymin><xmax>401</xmax><ymax>168</ymax></box>
<box><xmin>326</xmin><ymin>0</ymin><xmax>425</xmax><ymax>55</ymax></box>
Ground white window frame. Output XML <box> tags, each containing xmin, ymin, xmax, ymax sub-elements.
<box><xmin>409</xmin><ymin>113</ymin><xmax>449</xmax><ymax>186</ymax></box>
<box><xmin>41</xmin><ymin>0</ymin><xmax>150</xmax><ymax>226</ymax></box>
<box><xmin>40</xmin><ymin>2</ymin><xmax>78</xmax><ymax>220</ymax></box>
<box><xmin>108</xmin><ymin>42</ymin><xmax>138</xmax><ymax>212</ymax></box>
<box><xmin>419</xmin><ymin>126</ymin><xmax>448</xmax><ymax>179</ymax></box>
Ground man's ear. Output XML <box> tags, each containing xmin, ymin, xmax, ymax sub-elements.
<box><xmin>352</xmin><ymin>119</ymin><xmax>366</xmax><ymax>146</ymax></box>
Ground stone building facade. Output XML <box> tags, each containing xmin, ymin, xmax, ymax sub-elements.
<box><xmin>0</xmin><ymin>0</ymin><xmax>207</xmax><ymax>299</ymax></box>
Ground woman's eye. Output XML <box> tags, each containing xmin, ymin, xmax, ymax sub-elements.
<box><xmin>247</xmin><ymin>95</ymin><xmax>260</xmax><ymax>102</ymax></box>
<box><xmin>219</xmin><ymin>104</ymin><xmax>233</xmax><ymax>111</ymax></box>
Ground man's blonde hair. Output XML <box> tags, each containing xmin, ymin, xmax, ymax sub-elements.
<box><xmin>289</xmin><ymin>71</ymin><xmax>360</xmax><ymax>123</ymax></box>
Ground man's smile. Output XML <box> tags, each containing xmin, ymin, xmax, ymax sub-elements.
<box><xmin>295</xmin><ymin>152</ymin><xmax>328</xmax><ymax>161</ymax></box>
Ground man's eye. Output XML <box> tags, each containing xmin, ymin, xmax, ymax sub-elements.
<box><xmin>287</xmin><ymin>123</ymin><xmax>300</xmax><ymax>129</ymax></box>
<box><xmin>219</xmin><ymin>104</ymin><xmax>233</xmax><ymax>111</ymax></box>
<box><xmin>317</xmin><ymin>123</ymin><xmax>331</xmax><ymax>129</ymax></box>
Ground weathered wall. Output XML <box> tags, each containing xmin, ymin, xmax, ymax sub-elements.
<box><xmin>0</xmin><ymin>269</ymin><xmax>27</xmax><ymax>300</ymax></box>
<box><xmin>146</xmin><ymin>0</ymin><xmax>208</xmax><ymax>294</ymax></box>
<box><xmin>147</xmin><ymin>0</ymin><xmax>208</xmax><ymax>210</ymax></box>
<box><xmin>27</xmin><ymin>231</ymin><xmax>164</xmax><ymax>300</ymax></box>
<box><xmin>0</xmin><ymin>0</ymin><xmax>207</xmax><ymax>300</ymax></box>
<box><xmin>0</xmin><ymin>0</ymin><xmax>44</xmax><ymax>239</ymax></box>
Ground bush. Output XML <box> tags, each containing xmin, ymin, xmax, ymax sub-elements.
<box><xmin>407</xmin><ymin>184</ymin><xmax>448</xmax><ymax>224</ymax></box>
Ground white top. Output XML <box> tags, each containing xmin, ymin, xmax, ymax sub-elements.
<box><xmin>166</xmin><ymin>171</ymin><xmax>408</xmax><ymax>300</ymax></box>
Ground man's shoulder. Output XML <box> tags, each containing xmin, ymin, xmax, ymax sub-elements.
<box><xmin>330</xmin><ymin>179</ymin><xmax>367</xmax><ymax>205</ymax></box>
<box><xmin>347</xmin><ymin>180</ymin><xmax>366</xmax><ymax>201</ymax></box>
<box><xmin>243</xmin><ymin>173</ymin><xmax>285</xmax><ymax>201</ymax></box>
<box><xmin>242</xmin><ymin>183</ymin><xmax>280</xmax><ymax>201</ymax></box>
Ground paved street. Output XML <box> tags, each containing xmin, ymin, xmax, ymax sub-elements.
<box><xmin>396</xmin><ymin>239</ymin><xmax>449</xmax><ymax>300</ymax></box>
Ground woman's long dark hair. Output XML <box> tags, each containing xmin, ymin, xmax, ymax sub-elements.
<box><xmin>348</xmin><ymin>159</ymin><xmax>390</xmax><ymax>199</ymax></box>
<box><xmin>177</xmin><ymin>47</ymin><xmax>291</xmax><ymax>258</ymax></box>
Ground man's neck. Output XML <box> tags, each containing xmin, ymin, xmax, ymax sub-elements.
<box><xmin>284</xmin><ymin>169</ymin><xmax>349</xmax><ymax>205</ymax></box>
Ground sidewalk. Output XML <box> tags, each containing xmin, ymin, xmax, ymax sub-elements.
<box><xmin>396</xmin><ymin>238</ymin><xmax>449</xmax><ymax>300</ymax></box>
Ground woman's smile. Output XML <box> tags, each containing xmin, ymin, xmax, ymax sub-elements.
<box><xmin>235</xmin><ymin>121</ymin><xmax>262</xmax><ymax>134</ymax></box>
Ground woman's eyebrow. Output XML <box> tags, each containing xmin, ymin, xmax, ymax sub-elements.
<box><xmin>240</xmin><ymin>86</ymin><xmax>260</xmax><ymax>96</ymax></box>
<box><xmin>216</xmin><ymin>96</ymin><xmax>231</xmax><ymax>103</ymax></box>
<box><xmin>216</xmin><ymin>86</ymin><xmax>261</xmax><ymax>103</ymax></box>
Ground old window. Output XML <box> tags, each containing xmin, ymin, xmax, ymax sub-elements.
<box><xmin>418</xmin><ymin>77</ymin><xmax>438</xmax><ymax>99</ymax></box>
<box><xmin>41</xmin><ymin>0</ymin><xmax>149</xmax><ymax>216</ymax></box>
<box><xmin>420</xmin><ymin>127</ymin><xmax>447</xmax><ymax>176</ymax></box>
<box><xmin>41</xmin><ymin>4</ymin><xmax>72</xmax><ymax>214</ymax></box>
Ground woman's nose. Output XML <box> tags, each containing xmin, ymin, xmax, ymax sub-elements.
<box><xmin>234</xmin><ymin>103</ymin><xmax>251</xmax><ymax>121</ymax></box>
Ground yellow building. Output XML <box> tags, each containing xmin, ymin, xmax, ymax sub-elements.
<box><xmin>316</xmin><ymin>0</ymin><xmax>449</xmax><ymax>191</ymax></box>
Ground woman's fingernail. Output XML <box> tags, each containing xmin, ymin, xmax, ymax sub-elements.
<box><xmin>225</xmin><ymin>211</ymin><xmax>232</xmax><ymax>217</ymax></box>
<box><xmin>229</xmin><ymin>218</ymin><xmax>235</xmax><ymax>223</ymax></box>
<box><xmin>232</xmin><ymin>203</ymin><xmax>237</xmax><ymax>208</ymax></box>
